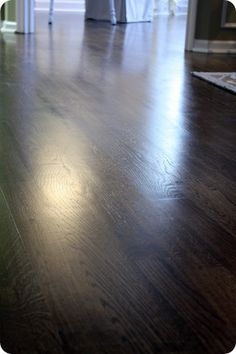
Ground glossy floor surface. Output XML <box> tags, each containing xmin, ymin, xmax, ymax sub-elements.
<box><xmin>0</xmin><ymin>13</ymin><xmax>236</xmax><ymax>354</ymax></box>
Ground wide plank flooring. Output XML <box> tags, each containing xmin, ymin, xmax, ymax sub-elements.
<box><xmin>0</xmin><ymin>13</ymin><xmax>236</xmax><ymax>354</ymax></box>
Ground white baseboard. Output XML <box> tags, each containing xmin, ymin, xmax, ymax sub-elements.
<box><xmin>154</xmin><ymin>11</ymin><xmax>170</xmax><ymax>16</ymax></box>
<box><xmin>1</xmin><ymin>21</ymin><xmax>17</xmax><ymax>33</ymax></box>
<box><xmin>35</xmin><ymin>8</ymin><xmax>85</xmax><ymax>13</ymax></box>
<box><xmin>193</xmin><ymin>39</ymin><xmax>236</xmax><ymax>53</ymax></box>
<box><xmin>154</xmin><ymin>12</ymin><xmax>187</xmax><ymax>16</ymax></box>
<box><xmin>35</xmin><ymin>0</ymin><xmax>85</xmax><ymax>12</ymax></box>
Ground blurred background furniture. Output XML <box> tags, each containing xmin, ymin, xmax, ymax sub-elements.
<box><xmin>85</xmin><ymin>0</ymin><xmax>153</xmax><ymax>24</ymax></box>
<box><xmin>47</xmin><ymin>1</ymin><xmax>188</xmax><ymax>25</ymax></box>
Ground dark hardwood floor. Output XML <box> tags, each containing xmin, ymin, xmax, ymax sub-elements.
<box><xmin>0</xmin><ymin>12</ymin><xmax>236</xmax><ymax>354</ymax></box>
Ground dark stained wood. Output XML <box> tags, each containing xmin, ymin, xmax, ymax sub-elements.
<box><xmin>0</xmin><ymin>13</ymin><xmax>236</xmax><ymax>354</ymax></box>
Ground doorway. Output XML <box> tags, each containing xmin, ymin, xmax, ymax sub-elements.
<box><xmin>16</xmin><ymin>0</ymin><xmax>197</xmax><ymax>51</ymax></box>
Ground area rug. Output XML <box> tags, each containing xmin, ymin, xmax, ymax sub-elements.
<box><xmin>192</xmin><ymin>72</ymin><xmax>236</xmax><ymax>94</ymax></box>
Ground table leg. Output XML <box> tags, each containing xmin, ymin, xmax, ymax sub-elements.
<box><xmin>109</xmin><ymin>0</ymin><xmax>117</xmax><ymax>25</ymax></box>
<box><xmin>48</xmin><ymin>0</ymin><xmax>54</xmax><ymax>24</ymax></box>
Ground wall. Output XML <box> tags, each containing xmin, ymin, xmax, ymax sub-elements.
<box><xmin>1</xmin><ymin>0</ymin><xmax>16</xmax><ymax>22</ymax></box>
<box><xmin>1</xmin><ymin>0</ymin><xmax>16</xmax><ymax>32</ymax></box>
<box><xmin>6</xmin><ymin>0</ymin><xmax>16</xmax><ymax>21</ymax></box>
<box><xmin>195</xmin><ymin>0</ymin><xmax>236</xmax><ymax>40</ymax></box>
<box><xmin>1</xmin><ymin>5</ymin><xmax>5</xmax><ymax>21</ymax></box>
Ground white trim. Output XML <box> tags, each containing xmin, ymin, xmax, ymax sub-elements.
<box><xmin>221</xmin><ymin>1</ymin><xmax>236</xmax><ymax>28</ymax></box>
<box><xmin>154</xmin><ymin>12</ymin><xmax>187</xmax><ymax>16</ymax></box>
<box><xmin>35</xmin><ymin>8</ymin><xmax>85</xmax><ymax>12</ymax></box>
<box><xmin>0</xmin><ymin>0</ymin><xmax>10</xmax><ymax>11</ymax></box>
<box><xmin>16</xmin><ymin>0</ymin><xmax>35</xmax><ymax>33</ymax></box>
<box><xmin>154</xmin><ymin>11</ymin><xmax>170</xmax><ymax>16</ymax></box>
<box><xmin>185</xmin><ymin>0</ymin><xmax>198</xmax><ymax>51</ymax></box>
<box><xmin>0</xmin><ymin>20</ymin><xmax>17</xmax><ymax>32</ymax></box>
<box><xmin>192</xmin><ymin>39</ymin><xmax>236</xmax><ymax>53</ymax></box>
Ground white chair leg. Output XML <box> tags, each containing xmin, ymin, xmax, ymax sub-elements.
<box><xmin>109</xmin><ymin>0</ymin><xmax>117</xmax><ymax>25</ymax></box>
<box><xmin>48</xmin><ymin>0</ymin><xmax>54</xmax><ymax>25</ymax></box>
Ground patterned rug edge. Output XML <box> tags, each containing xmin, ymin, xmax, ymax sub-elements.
<box><xmin>192</xmin><ymin>72</ymin><xmax>236</xmax><ymax>95</ymax></box>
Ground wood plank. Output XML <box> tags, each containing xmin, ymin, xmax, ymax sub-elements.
<box><xmin>0</xmin><ymin>12</ymin><xmax>236</xmax><ymax>354</ymax></box>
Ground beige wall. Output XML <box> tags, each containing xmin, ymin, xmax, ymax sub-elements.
<box><xmin>1</xmin><ymin>0</ymin><xmax>16</xmax><ymax>22</ymax></box>
<box><xmin>1</xmin><ymin>5</ymin><xmax>5</xmax><ymax>21</ymax></box>
<box><xmin>6</xmin><ymin>0</ymin><xmax>16</xmax><ymax>21</ymax></box>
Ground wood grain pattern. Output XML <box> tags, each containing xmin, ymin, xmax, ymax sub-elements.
<box><xmin>0</xmin><ymin>13</ymin><xmax>236</xmax><ymax>354</ymax></box>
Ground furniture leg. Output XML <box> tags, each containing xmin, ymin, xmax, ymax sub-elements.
<box><xmin>109</xmin><ymin>0</ymin><xmax>117</xmax><ymax>25</ymax></box>
<box><xmin>48</xmin><ymin>0</ymin><xmax>54</xmax><ymax>25</ymax></box>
